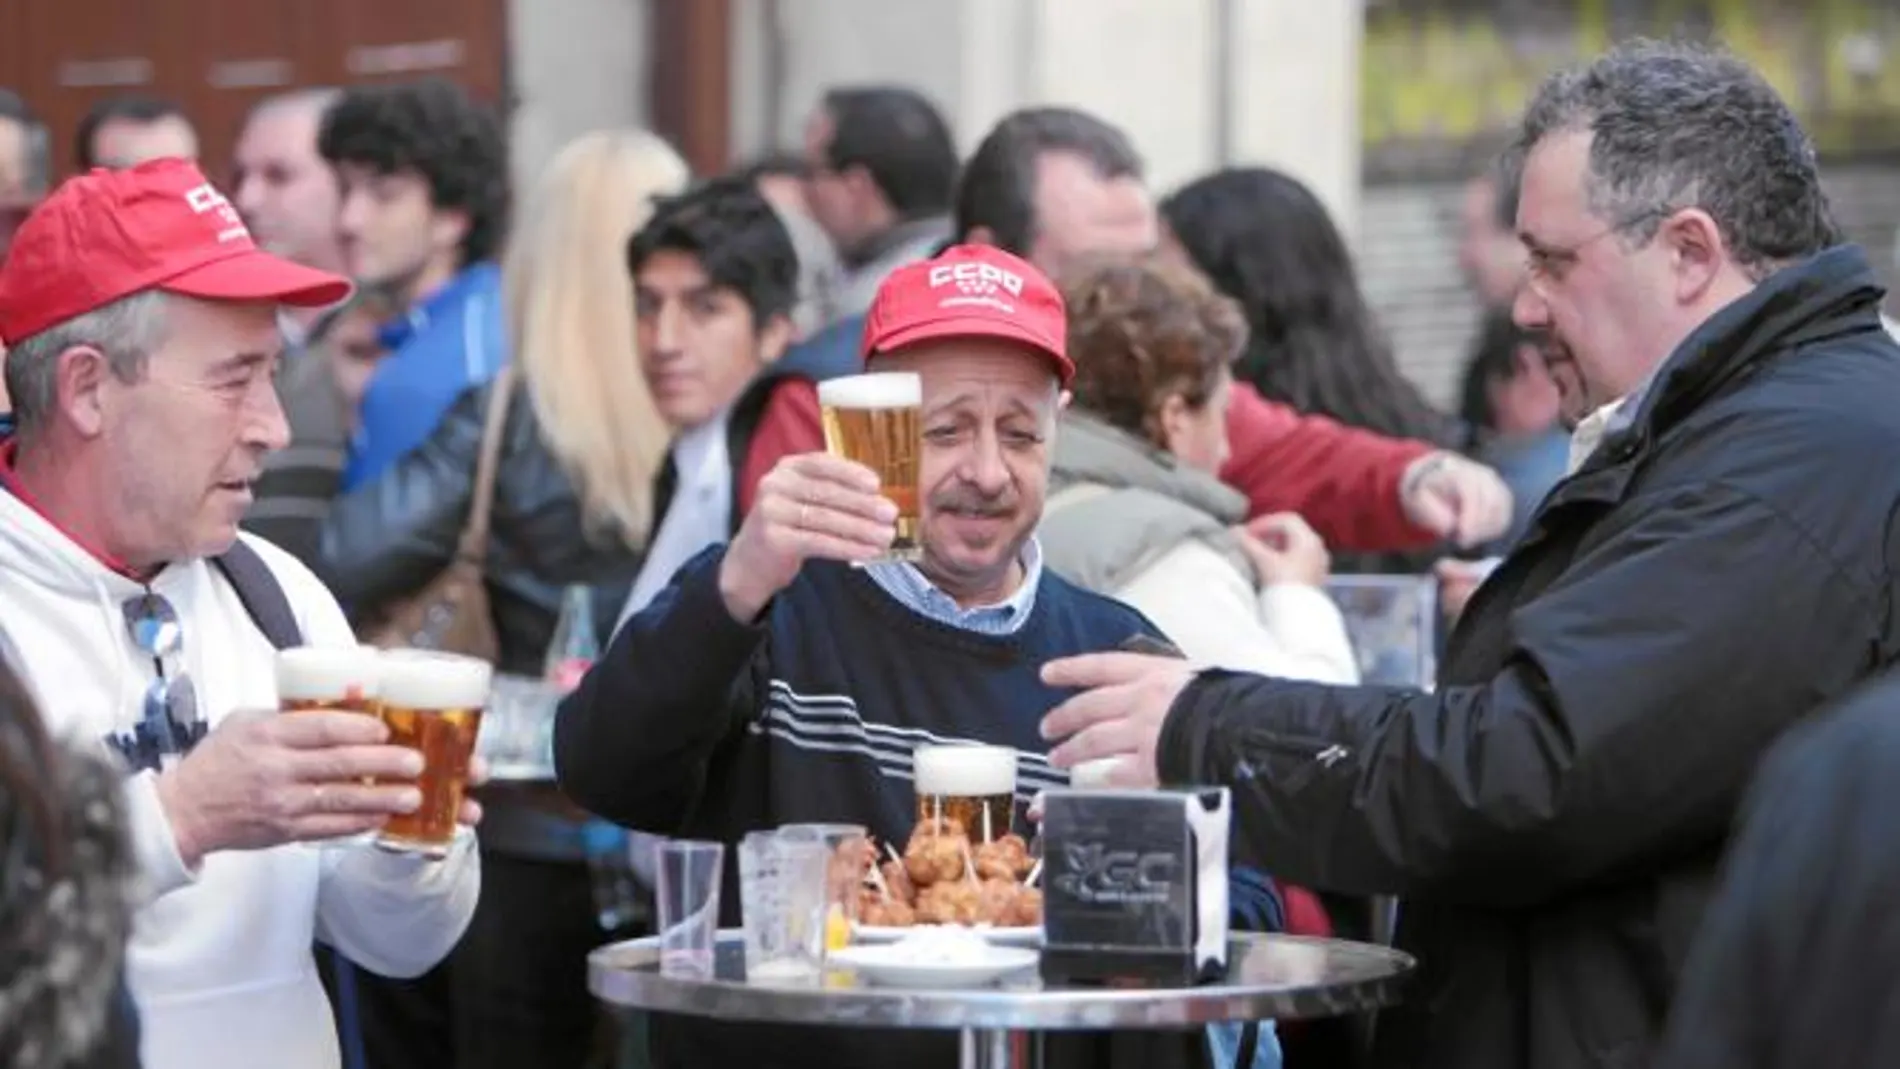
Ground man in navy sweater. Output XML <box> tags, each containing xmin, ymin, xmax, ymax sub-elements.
<box><xmin>558</xmin><ymin>245</ymin><xmax>1210</xmax><ymax>1069</ymax></box>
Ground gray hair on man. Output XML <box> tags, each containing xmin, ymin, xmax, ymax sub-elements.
<box><xmin>1509</xmin><ymin>38</ymin><xmax>1840</xmax><ymax>281</ymax></box>
<box><xmin>3</xmin><ymin>290</ymin><xmax>169</xmax><ymax>440</ymax></box>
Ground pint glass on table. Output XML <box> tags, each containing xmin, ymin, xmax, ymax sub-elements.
<box><xmin>375</xmin><ymin>650</ymin><xmax>492</xmax><ymax>857</ymax></box>
<box><xmin>818</xmin><ymin>372</ymin><xmax>923</xmax><ymax>562</ymax></box>
<box><xmin>275</xmin><ymin>646</ymin><xmax>382</xmax><ymax>715</ymax></box>
<box><xmin>912</xmin><ymin>743</ymin><xmax>1017</xmax><ymax>843</ymax></box>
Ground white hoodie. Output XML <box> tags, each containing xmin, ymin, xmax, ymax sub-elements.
<box><xmin>0</xmin><ymin>486</ymin><xmax>480</xmax><ymax>1069</ymax></box>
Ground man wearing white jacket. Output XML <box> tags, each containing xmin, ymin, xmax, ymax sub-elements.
<box><xmin>0</xmin><ymin>158</ymin><xmax>479</xmax><ymax>1069</ymax></box>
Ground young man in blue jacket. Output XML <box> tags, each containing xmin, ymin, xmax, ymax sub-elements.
<box><xmin>317</xmin><ymin>78</ymin><xmax>510</xmax><ymax>492</ymax></box>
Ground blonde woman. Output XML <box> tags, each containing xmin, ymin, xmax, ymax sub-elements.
<box><xmin>313</xmin><ymin>128</ymin><xmax>690</xmax><ymax>1069</ymax></box>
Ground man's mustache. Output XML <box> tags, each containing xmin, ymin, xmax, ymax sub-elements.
<box><xmin>929</xmin><ymin>490</ymin><xmax>1016</xmax><ymax>516</ymax></box>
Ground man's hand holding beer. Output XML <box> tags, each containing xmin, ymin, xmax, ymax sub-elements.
<box><xmin>719</xmin><ymin>453</ymin><xmax>899</xmax><ymax>623</ymax></box>
<box><xmin>155</xmin><ymin>709</ymin><xmax>487</xmax><ymax>870</ymax></box>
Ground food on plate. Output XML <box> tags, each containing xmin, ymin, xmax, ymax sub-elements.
<box><xmin>837</xmin><ymin>814</ymin><xmax>1042</xmax><ymax>929</ymax></box>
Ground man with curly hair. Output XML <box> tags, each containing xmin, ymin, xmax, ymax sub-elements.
<box><xmin>318</xmin><ymin>78</ymin><xmax>509</xmax><ymax>491</ymax></box>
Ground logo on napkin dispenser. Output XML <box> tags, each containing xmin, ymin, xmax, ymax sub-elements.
<box><xmin>1052</xmin><ymin>844</ymin><xmax>1179</xmax><ymax>905</ymax></box>
<box><xmin>1039</xmin><ymin>786</ymin><xmax>1232</xmax><ymax>987</ymax></box>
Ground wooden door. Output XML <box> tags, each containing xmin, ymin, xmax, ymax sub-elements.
<box><xmin>0</xmin><ymin>0</ymin><xmax>509</xmax><ymax>186</ymax></box>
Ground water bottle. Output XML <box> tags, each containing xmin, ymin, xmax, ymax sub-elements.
<box><xmin>545</xmin><ymin>586</ymin><xmax>640</xmax><ymax>930</ymax></box>
<box><xmin>544</xmin><ymin>584</ymin><xmax>600</xmax><ymax>693</ymax></box>
<box><xmin>583</xmin><ymin>819</ymin><xmax>644</xmax><ymax>932</ymax></box>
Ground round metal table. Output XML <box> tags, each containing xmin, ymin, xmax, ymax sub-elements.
<box><xmin>589</xmin><ymin>929</ymin><xmax>1414</xmax><ymax>1069</ymax></box>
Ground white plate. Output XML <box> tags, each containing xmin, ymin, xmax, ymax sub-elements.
<box><xmin>829</xmin><ymin>942</ymin><xmax>1039</xmax><ymax>989</ymax></box>
<box><xmin>855</xmin><ymin>924</ymin><xmax>1041</xmax><ymax>946</ymax></box>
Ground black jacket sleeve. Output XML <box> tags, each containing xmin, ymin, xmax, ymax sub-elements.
<box><xmin>1655</xmin><ymin>673</ymin><xmax>1900</xmax><ymax>1069</ymax></box>
<box><xmin>314</xmin><ymin>381</ymin><xmax>637</xmax><ymax>617</ymax></box>
<box><xmin>552</xmin><ymin>545</ymin><xmax>765</xmax><ymax>831</ymax></box>
<box><xmin>1159</xmin><ymin>482</ymin><xmax>1882</xmax><ymax>907</ymax></box>
<box><xmin>314</xmin><ymin>387</ymin><xmax>483</xmax><ymax>612</ymax></box>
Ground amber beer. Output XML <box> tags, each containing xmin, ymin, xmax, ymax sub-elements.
<box><xmin>818</xmin><ymin>372</ymin><xmax>923</xmax><ymax>561</ymax></box>
<box><xmin>913</xmin><ymin>743</ymin><xmax>1017</xmax><ymax>843</ymax></box>
<box><xmin>374</xmin><ymin>650</ymin><xmax>492</xmax><ymax>857</ymax></box>
<box><xmin>275</xmin><ymin>646</ymin><xmax>382</xmax><ymax>715</ymax></box>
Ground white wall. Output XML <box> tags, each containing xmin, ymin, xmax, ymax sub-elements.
<box><xmin>728</xmin><ymin>0</ymin><xmax>968</xmax><ymax>159</ymax></box>
<box><xmin>506</xmin><ymin>0</ymin><xmax>651</xmax><ymax>190</ymax></box>
<box><xmin>723</xmin><ymin>0</ymin><xmax>1362</xmax><ymax>230</ymax></box>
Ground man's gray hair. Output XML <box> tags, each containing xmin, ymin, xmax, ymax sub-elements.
<box><xmin>4</xmin><ymin>290</ymin><xmax>170</xmax><ymax>438</ymax></box>
<box><xmin>1509</xmin><ymin>39</ymin><xmax>1839</xmax><ymax>280</ymax></box>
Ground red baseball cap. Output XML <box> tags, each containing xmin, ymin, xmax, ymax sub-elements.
<box><xmin>860</xmin><ymin>243</ymin><xmax>1073</xmax><ymax>385</ymax></box>
<box><xmin>0</xmin><ymin>157</ymin><xmax>352</xmax><ymax>345</ymax></box>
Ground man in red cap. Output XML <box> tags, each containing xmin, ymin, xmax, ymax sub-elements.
<box><xmin>558</xmin><ymin>244</ymin><xmax>1182</xmax><ymax>1069</ymax></box>
<box><xmin>0</xmin><ymin>158</ymin><xmax>481</xmax><ymax>1069</ymax></box>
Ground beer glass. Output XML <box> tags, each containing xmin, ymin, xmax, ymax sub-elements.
<box><xmin>912</xmin><ymin>743</ymin><xmax>1017</xmax><ymax>843</ymax></box>
<box><xmin>374</xmin><ymin>649</ymin><xmax>492</xmax><ymax>857</ymax></box>
<box><xmin>275</xmin><ymin>646</ymin><xmax>382</xmax><ymax>715</ymax></box>
<box><xmin>276</xmin><ymin>646</ymin><xmax>384</xmax><ymax>843</ymax></box>
<box><xmin>817</xmin><ymin>371</ymin><xmax>923</xmax><ymax>562</ymax></box>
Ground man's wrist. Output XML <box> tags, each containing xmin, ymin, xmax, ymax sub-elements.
<box><xmin>154</xmin><ymin>769</ymin><xmax>207</xmax><ymax>870</ymax></box>
<box><xmin>715</xmin><ymin>552</ymin><xmax>772</xmax><ymax>624</ymax></box>
<box><xmin>1399</xmin><ymin>450</ymin><xmax>1450</xmax><ymax>502</ymax></box>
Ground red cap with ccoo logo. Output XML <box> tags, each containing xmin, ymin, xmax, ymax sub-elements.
<box><xmin>859</xmin><ymin>243</ymin><xmax>1072</xmax><ymax>385</ymax></box>
<box><xmin>0</xmin><ymin>157</ymin><xmax>353</xmax><ymax>346</ymax></box>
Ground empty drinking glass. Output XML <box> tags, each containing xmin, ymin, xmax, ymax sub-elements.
<box><xmin>1324</xmin><ymin>574</ymin><xmax>1439</xmax><ymax>688</ymax></box>
<box><xmin>778</xmin><ymin>823</ymin><xmax>869</xmax><ymax>954</ymax></box>
<box><xmin>738</xmin><ymin>830</ymin><xmax>830</xmax><ymax>982</ymax></box>
<box><xmin>654</xmin><ymin>839</ymin><xmax>724</xmax><ymax>979</ymax></box>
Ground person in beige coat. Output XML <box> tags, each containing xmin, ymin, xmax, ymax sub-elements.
<box><xmin>1040</xmin><ymin>259</ymin><xmax>1357</xmax><ymax>684</ymax></box>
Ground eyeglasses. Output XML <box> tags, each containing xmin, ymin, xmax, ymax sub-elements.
<box><xmin>104</xmin><ymin>592</ymin><xmax>205</xmax><ymax>775</ymax></box>
<box><xmin>1523</xmin><ymin>205</ymin><xmax>1677</xmax><ymax>285</ymax></box>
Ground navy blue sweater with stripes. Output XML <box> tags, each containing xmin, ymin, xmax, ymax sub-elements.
<box><xmin>557</xmin><ymin>544</ymin><xmax>1188</xmax><ymax>1069</ymax></box>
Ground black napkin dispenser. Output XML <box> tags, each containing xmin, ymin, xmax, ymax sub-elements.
<box><xmin>1038</xmin><ymin>786</ymin><xmax>1231</xmax><ymax>987</ymax></box>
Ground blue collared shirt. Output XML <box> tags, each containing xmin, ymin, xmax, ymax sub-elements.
<box><xmin>343</xmin><ymin>261</ymin><xmax>507</xmax><ymax>490</ymax></box>
<box><xmin>862</xmin><ymin>537</ymin><xmax>1044</xmax><ymax>635</ymax></box>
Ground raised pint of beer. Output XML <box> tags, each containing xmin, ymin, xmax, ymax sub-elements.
<box><xmin>818</xmin><ymin>371</ymin><xmax>923</xmax><ymax>561</ymax></box>
<box><xmin>374</xmin><ymin>650</ymin><xmax>492</xmax><ymax>856</ymax></box>
<box><xmin>913</xmin><ymin>743</ymin><xmax>1017</xmax><ymax>843</ymax></box>
<box><xmin>276</xmin><ymin>646</ymin><xmax>382</xmax><ymax>714</ymax></box>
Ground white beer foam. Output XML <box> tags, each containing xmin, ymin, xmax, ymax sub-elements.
<box><xmin>276</xmin><ymin>646</ymin><xmax>384</xmax><ymax>701</ymax></box>
<box><xmin>818</xmin><ymin>371</ymin><xmax>921</xmax><ymax>410</ymax></box>
<box><xmin>379</xmin><ymin>650</ymin><xmax>494</xmax><ymax>710</ymax></box>
<box><xmin>913</xmin><ymin>743</ymin><xmax>1017</xmax><ymax>797</ymax></box>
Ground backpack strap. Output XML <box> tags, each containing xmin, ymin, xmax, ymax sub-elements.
<box><xmin>212</xmin><ymin>540</ymin><xmax>305</xmax><ymax>650</ymax></box>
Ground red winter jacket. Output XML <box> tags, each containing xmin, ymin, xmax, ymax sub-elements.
<box><xmin>1219</xmin><ymin>381</ymin><xmax>1439</xmax><ymax>552</ymax></box>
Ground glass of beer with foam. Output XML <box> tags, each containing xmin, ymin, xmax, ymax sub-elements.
<box><xmin>276</xmin><ymin>646</ymin><xmax>383</xmax><ymax>715</ymax></box>
<box><xmin>374</xmin><ymin>650</ymin><xmax>492</xmax><ymax>857</ymax></box>
<box><xmin>913</xmin><ymin>743</ymin><xmax>1017</xmax><ymax>843</ymax></box>
<box><xmin>817</xmin><ymin>371</ymin><xmax>923</xmax><ymax>562</ymax></box>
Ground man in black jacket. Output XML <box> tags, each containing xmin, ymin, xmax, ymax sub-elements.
<box><xmin>1655</xmin><ymin>669</ymin><xmax>1900</xmax><ymax>1069</ymax></box>
<box><xmin>1038</xmin><ymin>40</ymin><xmax>1900</xmax><ymax>1069</ymax></box>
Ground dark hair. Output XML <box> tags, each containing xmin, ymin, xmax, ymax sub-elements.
<box><xmin>317</xmin><ymin>78</ymin><xmax>510</xmax><ymax>267</ymax></box>
<box><xmin>74</xmin><ymin>94</ymin><xmax>190</xmax><ymax>170</ymax></box>
<box><xmin>954</xmin><ymin>107</ymin><xmax>1143</xmax><ymax>254</ymax></box>
<box><xmin>1488</xmin><ymin>153</ymin><xmax>1520</xmax><ymax>232</ymax></box>
<box><xmin>1458</xmin><ymin>307</ymin><xmax>1533</xmax><ymax>431</ymax></box>
<box><xmin>1509</xmin><ymin>38</ymin><xmax>1838</xmax><ymax>281</ymax></box>
<box><xmin>1163</xmin><ymin>167</ymin><xmax>1463</xmax><ymax>448</ymax></box>
<box><xmin>627</xmin><ymin>175</ymin><xmax>799</xmax><ymax>326</ymax></box>
<box><xmin>1064</xmin><ymin>258</ymin><xmax>1246</xmax><ymax>446</ymax></box>
<box><xmin>818</xmin><ymin>86</ymin><xmax>958</xmax><ymax>218</ymax></box>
